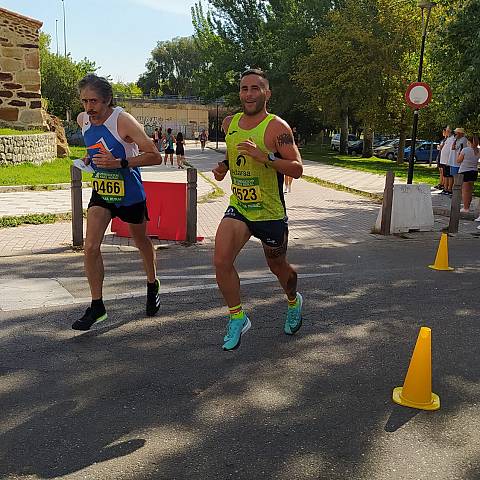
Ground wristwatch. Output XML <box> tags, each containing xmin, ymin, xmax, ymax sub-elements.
<box><xmin>267</xmin><ymin>152</ymin><xmax>276</xmax><ymax>162</ymax></box>
<box><xmin>120</xmin><ymin>158</ymin><xmax>129</xmax><ymax>169</ymax></box>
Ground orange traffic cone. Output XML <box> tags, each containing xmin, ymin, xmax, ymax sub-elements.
<box><xmin>393</xmin><ymin>327</ymin><xmax>440</xmax><ymax>411</ymax></box>
<box><xmin>429</xmin><ymin>233</ymin><xmax>453</xmax><ymax>271</ymax></box>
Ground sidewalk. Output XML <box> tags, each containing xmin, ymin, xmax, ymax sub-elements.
<box><xmin>0</xmin><ymin>144</ymin><xmax>478</xmax><ymax>256</ymax></box>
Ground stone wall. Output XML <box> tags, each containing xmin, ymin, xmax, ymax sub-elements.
<box><xmin>0</xmin><ymin>132</ymin><xmax>56</xmax><ymax>165</ymax></box>
<box><xmin>0</xmin><ymin>8</ymin><xmax>44</xmax><ymax>129</ymax></box>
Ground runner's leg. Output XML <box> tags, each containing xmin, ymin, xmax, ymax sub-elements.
<box><xmin>214</xmin><ymin>217</ymin><xmax>251</xmax><ymax>307</ymax></box>
<box><xmin>262</xmin><ymin>234</ymin><xmax>297</xmax><ymax>301</ymax></box>
<box><xmin>84</xmin><ymin>206</ymin><xmax>112</xmax><ymax>299</ymax></box>
<box><xmin>129</xmin><ymin>221</ymin><xmax>156</xmax><ymax>283</ymax></box>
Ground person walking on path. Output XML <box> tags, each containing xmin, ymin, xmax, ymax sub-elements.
<box><xmin>212</xmin><ymin>68</ymin><xmax>304</xmax><ymax>351</ymax></box>
<box><xmin>72</xmin><ymin>74</ymin><xmax>163</xmax><ymax>331</ymax></box>
<box><xmin>153</xmin><ymin>128</ymin><xmax>160</xmax><ymax>151</ymax></box>
<box><xmin>199</xmin><ymin>129</ymin><xmax>208</xmax><ymax>151</ymax></box>
<box><xmin>176</xmin><ymin>131</ymin><xmax>185</xmax><ymax>169</ymax></box>
<box><xmin>284</xmin><ymin>126</ymin><xmax>300</xmax><ymax>193</ymax></box>
<box><xmin>163</xmin><ymin>128</ymin><xmax>176</xmax><ymax>166</ymax></box>
<box><xmin>457</xmin><ymin>134</ymin><xmax>480</xmax><ymax>213</ymax></box>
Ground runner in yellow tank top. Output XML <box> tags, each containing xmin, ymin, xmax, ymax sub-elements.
<box><xmin>212</xmin><ymin>68</ymin><xmax>304</xmax><ymax>351</ymax></box>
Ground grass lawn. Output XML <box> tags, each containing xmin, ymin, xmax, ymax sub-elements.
<box><xmin>301</xmin><ymin>144</ymin><xmax>480</xmax><ymax>196</ymax></box>
<box><xmin>0</xmin><ymin>128</ymin><xmax>45</xmax><ymax>135</ymax></box>
<box><xmin>0</xmin><ymin>146</ymin><xmax>89</xmax><ymax>186</ymax></box>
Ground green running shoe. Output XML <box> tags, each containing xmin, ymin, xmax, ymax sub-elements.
<box><xmin>284</xmin><ymin>293</ymin><xmax>303</xmax><ymax>335</ymax></box>
<box><xmin>222</xmin><ymin>314</ymin><xmax>251</xmax><ymax>351</ymax></box>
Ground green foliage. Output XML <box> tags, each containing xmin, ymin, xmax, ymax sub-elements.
<box><xmin>296</xmin><ymin>0</ymin><xmax>420</xmax><ymax>139</ymax></box>
<box><xmin>112</xmin><ymin>81</ymin><xmax>143</xmax><ymax>98</ymax></box>
<box><xmin>0</xmin><ymin>128</ymin><xmax>44</xmax><ymax>135</ymax></box>
<box><xmin>429</xmin><ymin>0</ymin><xmax>480</xmax><ymax>131</ymax></box>
<box><xmin>0</xmin><ymin>213</ymin><xmax>71</xmax><ymax>229</ymax></box>
<box><xmin>190</xmin><ymin>0</ymin><xmax>331</xmax><ymax>135</ymax></box>
<box><xmin>0</xmin><ymin>146</ymin><xmax>88</xmax><ymax>186</ymax></box>
<box><xmin>137</xmin><ymin>36</ymin><xmax>206</xmax><ymax>97</ymax></box>
<box><xmin>39</xmin><ymin>33</ymin><xmax>97</xmax><ymax>118</ymax></box>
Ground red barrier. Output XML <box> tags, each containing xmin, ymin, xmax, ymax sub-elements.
<box><xmin>111</xmin><ymin>181</ymin><xmax>187</xmax><ymax>240</ymax></box>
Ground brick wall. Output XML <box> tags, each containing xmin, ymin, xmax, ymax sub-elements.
<box><xmin>0</xmin><ymin>8</ymin><xmax>44</xmax><ymax>130</ymax></box>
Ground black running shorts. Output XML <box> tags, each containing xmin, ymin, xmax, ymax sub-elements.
<box><xmin>88</xmin><ymin>190</ymin><xmax>149</xmax><ymax>224</ymax></box>
<box><xmin>462</xmin><ymin>170</ymin><xmax>478</xmax><ymax>182</ymax></box>
<box><xmin>223</xmin><ymin>205</ymin><xmax>288</xmax><ymax>248</ymax></box>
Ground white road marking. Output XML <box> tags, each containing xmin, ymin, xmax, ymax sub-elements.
<box><xmin>0</xmin><ymin>273</ymin><xmax>339</xmax><ymax>312</ymax></box>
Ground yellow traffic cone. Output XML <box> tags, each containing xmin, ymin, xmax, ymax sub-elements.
<box><xmin>393</xmin><ymin>327</ymin><xmax>440</xmax><ymax>411</ymax></box>
<box><xmin>429</xmin><ymin>233</ymin><xmax>454</xmax><ymax>271</ymax></box>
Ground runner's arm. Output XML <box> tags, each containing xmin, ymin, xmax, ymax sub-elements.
<box><xmin>93</xmin><ymin>112</ymin><xmax>162</xmax><ymax>169</ymax></box>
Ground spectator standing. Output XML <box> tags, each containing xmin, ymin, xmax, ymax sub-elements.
<box><xmin>457</xmin><ymin>134</ymin><xmax>480</xmax><ymax>213</ymax></box>
<box><xmin>284</xmin><ymin>126</ymin><xmax>300</xmax><ymax>193</ymax></box>
<box><xmin>163</xmin><ymin>128</ymin><xmax>176</xmax><ymax>166</ymax></box>
<box><xmin>176</xmin><ymin>132</ymin><xmax>185</xmax><ymax>169</ymax></box>
<box><xmin>436</xmin><ymin>126</ymin><xmax>450</xmax><ymax>190</ymax></box>
<box><xmin>446</xmin><ymin>127</ymin><xmax>467</xmax><ymax>194</ymax></box>
<box><xmin>440</xmin><ymin>126</ymin><xmax>456</xmax><ymax>195</ymax></box>
<box><xmin>153</xmin><ymin>128</ymin><xmax>160</xmax><ymax>150</ymax></box>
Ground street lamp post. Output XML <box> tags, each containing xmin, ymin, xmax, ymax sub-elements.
<box><xmin>407</xmin><ymin>0</ymin><xmax>436</xmax><ymax>184</ymax></box>
<box><xmin>61</xmin><ymin>0</ymin><xmax>67</xmax><ymax>57</ymax></box>
<box><xmin>55</xmin><ymin>19</ymin><xmax>59</xmax><ymax>56</ymax></box>
<box><xmin>216</xmin><ymin>101</ymin><xmax>219</xmax><ymax>150</ymax></box>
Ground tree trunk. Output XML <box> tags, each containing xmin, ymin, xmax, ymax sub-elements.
<box><xmin>362</xmin><ymin>126</ymin><xmax>373</xmax><ymax>157</ymax></box>
<box><xmin>340</xmin><ymin>109</ymin><xmax>348</xmax><ymax>154</ymax></box>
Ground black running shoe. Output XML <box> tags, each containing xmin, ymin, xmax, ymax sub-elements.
<box><xmin>72</xmin><ymin>307</ymin><xmax>108</xmax><ymax>331</ymax></box>
<box><xmin>146</xmin><ymin>278</ymin><xmax>160</xmax><ymax>316</ymax></box>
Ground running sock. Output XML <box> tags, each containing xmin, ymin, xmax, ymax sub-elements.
<box><xmin>147</xmin><ymin>279</ymin><xmax>159</xmax><ymax>293</ymax></box>
<box><xmin>288</xmin><ymin>295</ymin><xmax>298</xmax><ymax>308</ymax></box>
<box><xmin>229</xmin><ymin>304</ymin><xmax>244</xmax><ymax>320</ymax></box>
<box><xmin>91</xmin><ymin>298</ymin><xmax>106</xmax><ymax>316</ymax></box>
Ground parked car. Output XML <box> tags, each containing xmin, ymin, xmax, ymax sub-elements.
<box><xmin>347</xmin><ymin>140</ymin><xmax>363</xmax><ymax>155</ymax></box>
<box><xmin>374</xmin><ymin>139</ymin><xmax>399</xmax><ymax>159</ymax></box>
<box><xmin>397</xmin><ymin>141</ymin><xmax>439</xmax><ymax>163</ymax></box>
<box><xmin>331</xmin><ymin>133</ymin><xmax>359</xmax><ymax>151</ymax></box>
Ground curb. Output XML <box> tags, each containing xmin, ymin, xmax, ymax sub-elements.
<box><xmin>0</xmin><ymin>182</ymin><xmax>91</xmax><ymax>193</ymax></box>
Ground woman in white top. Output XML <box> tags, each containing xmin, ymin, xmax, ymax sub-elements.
<box><xmin>457</xmin><ymin>134</ymin><xmax>480</xmax><ymax>213</ymax></box>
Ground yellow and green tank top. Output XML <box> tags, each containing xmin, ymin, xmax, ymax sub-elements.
<box><xmin>225</xmin><ymin>112</ymin><xmax>286</xmax><ymax>221</ymax></box>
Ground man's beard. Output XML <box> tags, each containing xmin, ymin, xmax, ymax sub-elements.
<box><xmin>242</xmin><ymin>97</ymin><xmax>264</xmax><ymax>116</ymax></box>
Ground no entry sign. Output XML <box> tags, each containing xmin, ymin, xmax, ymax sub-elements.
<box><xmin>405</xmin><ymin>82</ymin><xmax>432</xmax><ymax>109</ymax></box>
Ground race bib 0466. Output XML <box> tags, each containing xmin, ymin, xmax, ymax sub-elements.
<box><xmin>92</xmin><ymin>171</ymin><xmax>125</xmax><ymax>203</ymax></box>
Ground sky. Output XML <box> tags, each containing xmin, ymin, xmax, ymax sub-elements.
<box><xmin>3</xmin><ymin>0</ymin><xmax>197</xmax><ymax>82</ymax></box>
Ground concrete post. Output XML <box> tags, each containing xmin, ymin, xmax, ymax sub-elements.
<box><xmin>380</xmin><ymin>171</ymin><xmax>395</xmax><ymax>235</ymax></box>
<box><xmin>448</xmin><ymin>173</ymin><xmax>463</xmax><ymax>234</ymax></box>
<box><xmin>186</xmin><ymin>167</ymin><xmax>197</xmax><ymax>244</ymax></box>
<box><xmin>70</xmin><ymin>165</ymin><xmax>84</xmax><ymax>248</ymax></box>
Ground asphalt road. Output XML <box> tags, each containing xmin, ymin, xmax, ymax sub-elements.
<box><xmin>1</xmin><ymin>236</ymin><xmax>480</xmax><ymax>479</ymax></box>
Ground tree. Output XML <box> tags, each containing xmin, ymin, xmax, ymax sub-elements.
<box><xmin>295</xmin><ymin>0</ymin><xmax>419</xmax><ymax>156</ymax></box>
<box><xmin>39</xmin><ymin>33</ymin><xmax>96</xmax><ymax>118</ymax></box>
<box><xmin>429</xmin><ymin>0</ymin><xmax>480</xmax><ymax>131</ymax></box>
<box><xmin>112</xmin><ymin>81</ymin><xmax>142</xmax><ymax>98</ymax></box>
<box><xmin>137</xmin><ymin>36</ymin><xmax>205</xmax><ymax>97</ymax></box>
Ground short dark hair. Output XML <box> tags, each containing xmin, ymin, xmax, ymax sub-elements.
<box><xmin>167</xmin><ymin>127</ymin><xmax>172</xmax><ymax>134</ymax></box>
<box><xmin>241</xmin><ymin>68</ymin><xmax>269</xmax><ymax>88</ymax></box>
<box><xmin>78</xmin><ymin>74</ymin><xmax>114</xmax><ymax>107</ymax></box>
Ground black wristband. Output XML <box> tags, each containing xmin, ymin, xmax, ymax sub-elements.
<box><xmin>222</xmin><ymin>159</ymin><xmax>229</xmax><ymax>170</ymax></box>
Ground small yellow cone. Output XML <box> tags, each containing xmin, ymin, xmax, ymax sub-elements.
<box><xmin>429</xmin><ymin>233</ymin><xmax>454</xmax><ymax>271</ymax></box>
<box><xmin>393</xmin><ymin>327</ymin><xmax>440</xmax><ymax>411</ymax></box>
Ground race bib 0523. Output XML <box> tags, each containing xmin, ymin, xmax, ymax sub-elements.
<box><xmin>231</xmin><ymin>176</ymin><xmax>262</xmax><ymax>208</ymax></box>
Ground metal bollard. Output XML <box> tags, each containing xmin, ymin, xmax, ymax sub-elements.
<box><xmin>186</xmin><ymin>167</ymin><xmax>197</xmax><ymax>244</ymax></box>
<box><xmin>70</xmin><ymin>165</ymin><xmax>84</xmax><ymax>247</ymax></box>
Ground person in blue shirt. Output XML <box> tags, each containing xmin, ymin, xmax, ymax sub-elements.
<box><xmin>72</xmin><ymin>74</ymin><xmax>163</xmax><ymax>331</ymax></box>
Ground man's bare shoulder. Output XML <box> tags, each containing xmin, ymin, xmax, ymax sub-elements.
<box><xmin>76</xmin><ymin>112</ymin><xmax>85</xmax><ymax>128</ymax></box>
<box><xmin>222</xmin><ymin>115</ymin><xmax>234</xmax><ymax>132</ymax></box>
